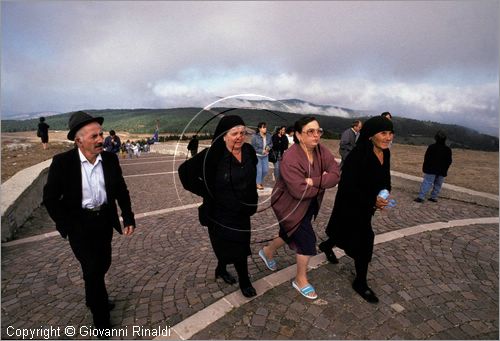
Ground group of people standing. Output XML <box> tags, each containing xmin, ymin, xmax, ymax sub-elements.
<box><xmin>42</xmin><ymin>109</ymin><xmax>452</xmax><ymax>332</ymax></box>
<box><xmin>102</xmin><ymin>130</ymin><xmax>147</xmax><ymax>158</ymax></box>
<box><xmin>250</xmin><ymin>122</ymin><xmax>294</xmax><ymax>189</ymax></box>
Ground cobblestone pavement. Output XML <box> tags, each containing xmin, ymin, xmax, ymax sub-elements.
<box><xmin>1</xmin><ymin>152</ymin><xmax>498</xmax><ymax>339</ymax></box>
<box><xmin>193</xmin><ymin>224</ymin><xmax>498</xmax><ymax>340</ymax></box>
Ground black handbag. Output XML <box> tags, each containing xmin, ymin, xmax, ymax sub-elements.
<box><xmin>268</xmin><ymin>149</ymin><xmax>278</xmax><ymax>163</ymax></box>
<box><xmin>198</xmin><ymin>202</ymin><xmax>210</xmax><ymax>227</ymax></box>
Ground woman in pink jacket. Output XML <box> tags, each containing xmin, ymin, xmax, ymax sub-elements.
<box><xmin>259</xmin><ymin>116</ymin><xmax>340</xmax><ymax>299</ymax></box>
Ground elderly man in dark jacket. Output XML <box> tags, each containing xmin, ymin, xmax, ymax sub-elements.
<box><xmin>43</xmin><ymin>111</ymin><xmax>135</xmax><ymax>331</ymax></box>
<box><xmin>414</xmin><ymin>130</ymin><xmax>453</xmax><ymax>203</ymax></box>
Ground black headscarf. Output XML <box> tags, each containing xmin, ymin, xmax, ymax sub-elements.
<box><xmin>202</xmin><ymin>115</ymin><xmax>246</xmax><ymax>186</ymax></box>
<box><xmin>209</xmin><ymin>115</ymin><xmax>246</xmax><ymax>157</ymax></box>
<box><xmin>212</xmin><ymin>115</ymin><xmax>246</xmax><ymax>144</ymax></box>
<box><xmin>357</xmin><ymin>116</ymin><xmax>394</xmax><ymax>150</ymax></box>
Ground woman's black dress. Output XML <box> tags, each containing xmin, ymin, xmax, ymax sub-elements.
<box><xmin>38</xmin><ymin>122</ymin><xmax>49</xmax><ymax>143</ymax></box>
<box><xmin>207</xmin><ymin>146</ymin><xmax>258</xmax><ymax>263</ymax></box>
<box><xmin>325</xmin><ymin>145</ymin><xmax>391</xmax><ymax>263</ymax></box>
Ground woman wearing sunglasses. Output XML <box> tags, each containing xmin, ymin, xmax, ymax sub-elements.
<box><xmin>259</xmin><ymin>116</ymin><xmax>340</xmax><ymax>299</ymax></box>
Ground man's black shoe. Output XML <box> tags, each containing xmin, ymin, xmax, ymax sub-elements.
<box><xmin>428</xmin><ymin>198</ymin><xmax>438</xmax><ymax>202</ymax></box>
<box><xmin>215</xmin><ymin>270</ymin><xmax>237</xmax><ymax>284</ymax></box>
<box><xmin>414</xmin><ymin>198</ymin><xmax>424</xmax><ymax>203</ymax></box>
<box><xmin>93</xmin><ymin>313</ymin><xmax>111</xmax><ymax>339</ymax></box>
<box><xmin>352</xmin><ymin>280</ymin><xmax>379</xmax><ymax>304</ymax></box>
<box><xmin>319</xmin><ymin>241</ymin><xmax>339</xmax><ymax>264</ymax></box>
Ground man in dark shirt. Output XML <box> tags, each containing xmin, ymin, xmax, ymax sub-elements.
<box><xmin>414</xmin><ymin>130</ymin><xmax>453</xmax><ymax>203</ymax></box>
<box><xmin>103</xmin><ymin>130</ymin><xmax>121</xmax><ymax>153</ymax></box>
<box><xmin>339</xmin><ymin>120</ymin><xmax>362</xmax><ymax>167</ymax></box>
<box><xmin>187</xmin><ymin>135</ymin><xmax>199</xmax><ymax>157</ymax></box>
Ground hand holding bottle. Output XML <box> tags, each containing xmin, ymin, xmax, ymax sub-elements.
<box><xmin>377</xmin><ymin>189</ymin><xmax>396</xmax><ymax>209</ymax></box>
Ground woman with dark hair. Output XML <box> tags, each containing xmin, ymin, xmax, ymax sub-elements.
<box><xmin>38</xmin><ymin>117</ymin><xmax>50</xmax><ymax>150</ymax></box>
<box><xmin>320</xmin><ymin>116</ymin><xmax>394</xmax><ymax>304</ymax></box>
<box><xmin>258</xmin><ymin>116</ymin><xmax>340</xmax><ymax>299</ymax></box>
<box><xmin>270</xmin><ymin>126</ymin><xmax>288</xmax><ymax>181</ymax></box>
<box><xmin>178</xmin><ymin>115</ymin><xmax>259</xmax><ymax>297</ymax></box>
<box><xmin>380</xmin><ymin>111</ymin><xmax>392</xmax><ymax>120</ymax></box>
<box><xmin>251</xmin><ymin>122</ymin><xmax>273</xmax><ymax>190</ymax></box>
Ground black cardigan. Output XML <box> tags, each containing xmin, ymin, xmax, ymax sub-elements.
<box><xmin>179</xmin><ymin>143</ymin><xmax>258</xmax><ymax>228</ymax></box>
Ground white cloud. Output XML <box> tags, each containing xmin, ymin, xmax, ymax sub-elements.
<box><xmin>1</xmin><ymin>1</ymin><xmax>498</xmax><ymax>135</ymax></box>
<box><xmin>152</xmin><ymin>71</ymin><xmax>496</xmax><ymax>111</ymax></box>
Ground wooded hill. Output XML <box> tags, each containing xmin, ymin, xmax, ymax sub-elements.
<box><xmin>2</xmin><ymin>107</ymin><xmax>498</xmax><ymax>151</ymax></box>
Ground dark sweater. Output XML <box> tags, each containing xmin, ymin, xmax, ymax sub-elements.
<box><xmin>422</xmin><ymin>142</ymin><xmax>452</xmax><ymax>177</ymax></box>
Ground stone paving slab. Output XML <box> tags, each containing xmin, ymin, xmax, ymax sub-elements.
<box><xmin>192</xmin><ymin>224</ymin><xmax>499</xmax><ymax>340</ymax></box>
<box><xmin>1</xmin><ymin>151</ymin><xmax>498</xmax><ymax>340</ymax></box>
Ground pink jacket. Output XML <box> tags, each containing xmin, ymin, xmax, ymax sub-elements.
<box><xmin>271</xmin><ymin>143</ymin><xmax>340</xmax><ymax>236</ymax></box>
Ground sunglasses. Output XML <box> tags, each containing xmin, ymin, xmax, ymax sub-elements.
<box><xmin>302</xmin><ymin>128</ymin><xmax>324</xmax><ymax>137</ymax></box>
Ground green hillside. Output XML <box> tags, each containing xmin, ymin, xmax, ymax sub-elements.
<box><xmin>2</xmin><ymin>108</ymin><xmax>498</xmax><ymax>151</ymax></box>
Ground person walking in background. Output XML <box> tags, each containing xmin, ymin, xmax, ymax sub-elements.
<box><xmin>270</xmin><ymin>126</ymin><xmax>289</xmax><ymax>181</ymax></box>
<box><xmin>187</xmin><ymin>135</ymin><xmax>199</xmax><ymax>158</ymax></box>
<box><xmin>339</xmin><ymin>120</ymin><xmax>362</xmax><ymax>167</ymax></box>
<box><xmin>321</xmin><ymin>116</ymin><xmax>394</xmax><ymax>304</ymax></box>
<box><xmin>178</xmin><ymin>115</ymin><xmax>259</xmax><ymax>298</ymax></box>
<box><xmin>131</xmin><ymin>141</ymin><xmax>140</xmax><ymax>158</ymax></box>
<box><xmin>103</xmin><ymin>130</ymin><xmax>121</xmax><ymax>154</ymax></box>
<box><xmin>125</xmin><ymin>140</ymin><xmax>133</xmax><ymax>159</ymax></box>
<box><xmin>43</xmin><ymin>111</ymin><xmax>135</xmax><ymax>330</ymax></box>
<box><xmin>38</xmin><ymin>117</ymin><xmax>50</xmax><ymax>150</ymax></box>
<box><xmin>120</xmin><ymin>143</ymin><xmax>127</xmax><ymax>158</ymax></box>
<box><xmin>259</xmin><ymin>116</ymin><xmax>340</xmax><ymax>300</ymax></box>
<box><xmin>414</xmin><ymin>130</ymin><xmax>452</xmax><ymax>203</ymax></box>
<box><xmin>286</xmin><ymin>126</ymin><xmax>295</xmax><ymax>147</ymax></box>
<box><xmin>153</xmin><ymin>120</ymin><xmax>160</xmax><ymax>142</ymax></box>
<box><xmin>251</xmin><ymin>122</ymin><xmax>273</xmax><ymax>190</ymax></box>
<box><xmin>381</xmin><ymin>111</ymin><xmax>393</xmax><ymax>120</ymax></box>
<box><xmin>380</xmin><ymin>112</ymin><xmax>394</xmax><ymax>148</ymax></box>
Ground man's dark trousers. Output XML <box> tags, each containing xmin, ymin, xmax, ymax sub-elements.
<box><xmin>68</xmin><ymin>208</ymin><xmax>113</xmax><ymax>329</ymax></box>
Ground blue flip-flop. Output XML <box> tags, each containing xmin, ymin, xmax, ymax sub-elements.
<box><xmin>258</xmin><ymin>249</ymin><xmax>277</xmax><ymax>271</ymax></box>
<box><xmin>292</xmin><ymin>280</ymin><xmax>318</xmax><ymax>300</ymax></box>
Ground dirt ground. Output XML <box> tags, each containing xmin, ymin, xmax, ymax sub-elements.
<box><xmin>1</xmin><ymin>130</ymin><xmax>151</xmax><ymax>183</ymax></box>
<box><xmin>1</xmin><ymin>131</ymin><xmax>498</xmax><ymax>195</ymax></box>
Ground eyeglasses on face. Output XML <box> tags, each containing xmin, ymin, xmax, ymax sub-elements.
<box><xmin>302</xmin><ymin>128</ymin><xmax>324</xmax><ymax>137</ymax></box>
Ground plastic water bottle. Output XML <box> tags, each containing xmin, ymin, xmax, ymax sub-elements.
<box><xmin>378</xmin><ymin>189</ymin><xmax>396</xmax><ymax>208</ymax></box>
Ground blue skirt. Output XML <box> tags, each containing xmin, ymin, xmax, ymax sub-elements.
<box><xmin>279</xmin><ymin>200</ymin><xmax>318</xmax><ymax>256</ymax></box>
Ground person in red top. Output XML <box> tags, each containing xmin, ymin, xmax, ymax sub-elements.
<box><xmin>258</xmin><ymin>116</ymin><xmax>340</xmax><ymax>300</ymax></box>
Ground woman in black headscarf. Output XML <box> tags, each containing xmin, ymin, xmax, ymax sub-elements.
<box><xmin>179</xmin><ymin>115</ymin><xmax>258</xmax><ymax>297</ymax></box>
<box><xmin>38</xmin><ymin>116</ymin><xmax>50</xmax><ymax>150</ymax></box>
<box><xmin>320</xmin><ymin>116</ymin><xmax>394</xmax><ymax>303</ymax></box>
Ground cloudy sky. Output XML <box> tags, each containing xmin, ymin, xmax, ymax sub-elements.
<box><xmin>1</xmin><ymin>1</ymin><xmax>498</xmax><ymax>135</ymax></box>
